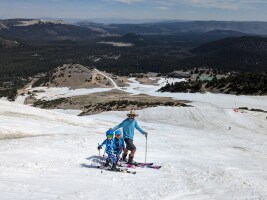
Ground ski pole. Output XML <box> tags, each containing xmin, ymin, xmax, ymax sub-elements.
<box><xmin>98</xmin><ymin>143</ymin><xmax>104</xmax><ymax>174</ymax></box>
<box><xmin>145</xmin><ymin>134</ymin><xmax>148</xmax><ymax>164</ymax></box>
<box><xmin>98</xmin><ymin>143</ymin><xmax>102</xmax><ymax>173</ymax></box>
<box><xmin>101</xmin><ymin>148</ymin><xmax>107</xmax><ymax>174</ymax></box>
<box><xmin>101</xmin><ymin>152</ymin><xmax>104</xmax><ymax>173</ymax></box>
<box><xmin>99</xmin><ymin>149</ymin><xmax>103</xmax><ymax>173</ymax></box>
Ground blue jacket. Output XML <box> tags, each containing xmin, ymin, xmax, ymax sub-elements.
<box><xmin>113</xmin><ymin>118</ymin><xmax>145</xmax><ymax>140</ymax></box>
<box><xmin>99</xmin><ymin>139</ymin><xmax>114</xmax><ymax>155</ymax></box>
<box><xmin>113</xmin><ymin>137</ymin><xmax>125</xmax><ymax>154</ymax></box>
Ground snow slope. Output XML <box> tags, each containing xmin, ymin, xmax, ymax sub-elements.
<box><xmin>0</xmin><ymin>98</ymin><xmax>267</xmax><ymax>199</ymax></box>
<box><xmin>27</xmin><ymin>87</ymin><xmax>112</xmax><ymax>101</ymax></box>
<box><xmin>122</xmin><ymin>78</ymin><xmax>267</xmax><ymax>110</ymax></box>
<box><xmin>15</xmin><ymin>20</ymin><xmax>64</xmax><ymax>26</ymax></box>
<box><xmin>2</xmin><ymin>74</ymin><xmax>267</xmax><ymax>199</ymax></box>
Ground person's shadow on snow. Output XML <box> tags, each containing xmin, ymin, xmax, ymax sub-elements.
<box><xmin>80</xmin><ymin>163</ymin><xmax>98</xmax><ymax>169</ymax></box>
<box><xmin>80</xmin><ymin>155</ymin><xmax>106</xmax><ymax>169</ymax></box>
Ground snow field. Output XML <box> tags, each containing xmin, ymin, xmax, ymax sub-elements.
<box><xmin>1</xmin><ymin>100</ymin><xmax>266</xmax><ymax>199</ymax></box>
<box><xmin>1</xmin><ymin>75</ymin><xmax>267</xmax><ymax>200</ymax></box>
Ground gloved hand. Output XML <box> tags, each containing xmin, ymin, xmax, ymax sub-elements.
<box><xmin>144</xmin><ymin>132</ymin><xmax>148</xmax><ymax>138</ymax></box>
<box><xmin>97</xmin><ymin>146</ymin><xmax>102</xmax><ymax>150</ymax></box>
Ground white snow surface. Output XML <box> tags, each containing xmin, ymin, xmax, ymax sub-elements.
<box><xmin>15</xmin><ymin>19</ymin><xmax>64</xmax><ymax>26</ymax></box>
<box><xmin>2</xmin><ymin>75</ymin><xmax>267</xmax><ymax>199</ymax></box>
<box><xmin>53</xmin><ymin>109</ymin><xmax>82</xmax><ymax>116</ymax></box>
<box><xmin>14</xmin><ymin>94</ymin><xmax>28</xmax><ymax>104</ymax></box>
<box><xmin>0</xmin><ymin>97</ymin><xmax>8</xmax><ymax>101</ymax></box>
<box><xmin>99</xmin><ymin>41</ymin><xmax>133</xmax><ymax>47</ymax></box>
<box><xmin>27</xmin><ymin>87</ymin><xmax>112</xmax><ymax>101</ymax></box>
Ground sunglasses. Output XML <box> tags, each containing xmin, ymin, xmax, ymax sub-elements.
<box><xmin>107</xmin><ymin>135</ymin><xmax>113</xmax><ymax>139</ymax></box>
<box><xmin>115</xmin><ymin>134</ymin><xmax>121</xmax><ymax>138</ymax></box>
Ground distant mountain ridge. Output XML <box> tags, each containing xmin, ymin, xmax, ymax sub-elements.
<box><xmin>104</xmin><ymin>21</ymin><xmax>267</xmax><ymax>35</ymax></box>
<box><xmin>0</xmin><ymin>19</ymin><xmax>109</xmax><ymax>40</ymax></box>
<box><xmin>1</xmin><ymin>19</ymin><xmax>267</xmax><ymax>40</ymax></box>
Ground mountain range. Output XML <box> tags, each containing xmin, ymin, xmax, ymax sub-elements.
<box><xmin>101</xmin><ymin>21</ymin><xmax>267</xmax><ymax>35</ymax></box>
<box><xmin>0</xmin><ymin>19</ymin><xmax>107</xmax><ymax>40</ymax></box>
<box><xmin>0</xmin><ymin>18</ymin><xmax>267</xmax><ymax>78</ymax></box>
<box><xmin>1</xmin><ymin>19</ymin><xmax>267</xmax><ymax>40</ymax></box>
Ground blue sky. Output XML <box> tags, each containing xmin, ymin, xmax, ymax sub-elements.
<box><xmin>0</xmin><ymin>0</ymin><xmax>267</xmax><ymax>21</ymax></box>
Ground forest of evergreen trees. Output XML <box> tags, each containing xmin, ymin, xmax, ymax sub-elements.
<box><xmin>1</xmin><ymin>35</ymin><xmax>267</xmax><ymax>100</ymax></box>
<box><xmin>159</xmin><ymin>72</ymin><xmax>267</xmax><ymax>95</ymax></box>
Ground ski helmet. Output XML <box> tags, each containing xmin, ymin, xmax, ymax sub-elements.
<box><xmin>115</xmin><ymin>130</ymin><xmax>122</xmax><ymax>135</ymax></box>
<box><xmin>106</xmin><ymin>129</ymin><xmax>114</xmax><ymax>137</ymax></box>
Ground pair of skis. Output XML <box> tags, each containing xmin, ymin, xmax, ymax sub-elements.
<box><xmin>123</xmin><ymin>162</ymin><xmax>162</xmax><ymax>170</ymax></box>
<box><xmin>97</xmin><ymin>165</ymin><xmax>137</xmax><ymax>174</ymax></box>
<box><xmin>118</xmin><ymin>162</ymin><xmax>162</xmax><ymax>170</ymax></box>
<box><xmin>98</xmin><ymin>162</ymin><xmax>161</xmax><ymax>174</ymax></box>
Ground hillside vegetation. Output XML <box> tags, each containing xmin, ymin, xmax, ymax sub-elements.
<box><xmin>186</xmin><ymin>36</ymin><xmax>267</xmax><ymax>71</ymax></box>
<box><xmin>159</xmin><ymin>72</ymin><xmax>267</xmax><ymax>95</ymax></box>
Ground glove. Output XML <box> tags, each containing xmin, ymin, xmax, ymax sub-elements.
<box><xmin>144</xmin><ymin>132</ymin><xmax>148</xmax><ymax>137</ymax></box>
<box><xmin>97</xmin><ymin>146</ymin><xmax>102</xmax><ymax>150</ymax></box>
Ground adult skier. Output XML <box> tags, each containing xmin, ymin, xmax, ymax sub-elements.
<box><xmin>112</xmin><ymin>110</ymin><xmax>148</xmax><ymax>164</ymax></box>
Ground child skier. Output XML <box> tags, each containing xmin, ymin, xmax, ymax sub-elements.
<box><xmin>97</xmin><ymin>129</ymin><xmax>118</xmax><ymax>170</ymax></box>
<box><xmin>113</xmin><ymin>130</ymin><xmax>125</xmax><ymax>163</ymax></box>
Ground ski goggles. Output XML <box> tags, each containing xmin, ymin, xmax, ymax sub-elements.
<box><xmin>106</xmin><ymin>135</ymin><xmax>113</xmax><ymax>139</ymax></box>
<box><xmin>115</xmin><ymin>134</ymin><xmax>121</xmax><ymax>138</ymax></box>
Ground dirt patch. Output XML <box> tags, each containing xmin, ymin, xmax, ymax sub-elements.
<box><xmin>32</xmin><ymin>64</ymin><xmax>129</xmax><ymax>89</ymax></box>
<box><xmin>136</xmin><ymin>77</ymin><xmax>160</xmax><ymax>85</ymax></box>
<box><xmin>99</xmin><ymin>71</ymin><xmax>129</xmax><ymax>87</ymax></box>
<box><xmin>33</xmin><ymin>64</ymin><xmax>116</xmax><ymax>89</ymax></box>
<box><xmin>233</xmin><ymin>146</ymin><xmax>246</xmax><ymax>151</ymax></box>
<box><xmin>0</xmin><ymin>133</ymin><xmax>48</xmax><ymax>140</ymax></box>
<box><xmin>33</xmin><ymin>89</ymin><xmax>191</xmax><ymax>115</ymax></box>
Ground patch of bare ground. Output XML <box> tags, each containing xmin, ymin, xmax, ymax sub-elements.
<box><xmin>0</xmin><ymin>133</ymin><xmax>47</xmax><ymax>140</ymax></box>
<box><xmin>33</xmin><ymin>89</ymin><xmax>191</xmax><ymax>115</ymax></box>
<box><xmin>136</xmin><ymin>77</ymin><xmax>160</xmax><ymax>85</ymax></box>
<box><xmin>16</xmin><ymin>79</ymin><xmax>35</xmax><ymax>98</ymax></box>
<box><xmin>34</xmin><ymin>64</ymin><xmax>118</xmax><ymax>89</ymax></box>
<box><xmin>99</xmin><ymin>71</ymin><xmax>129</xmax><ymax>87</ymax></box>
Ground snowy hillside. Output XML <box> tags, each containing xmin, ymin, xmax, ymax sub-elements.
<box><xmin>14</xmin><ymin>19</ymin><xmax>64</xmax><ymax>26</ymax></box>
<box><xmin>1</xmin><ymin>87</ymin><xmax>267</xmax><ymax>200</ymax></box>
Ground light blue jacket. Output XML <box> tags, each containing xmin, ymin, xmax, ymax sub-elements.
<box><xmin>113</xmin><ymin>118</ymin><xmax>145</xmax><ymax>140</ymax></box>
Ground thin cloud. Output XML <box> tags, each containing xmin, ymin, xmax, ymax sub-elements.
<box><xmin>156</xmin><ymin>0</ymin><xmax>267</xmax><ymax>10</ymax></box>
<box><xmin>111</xmin><ymin>0</ymin><xmax>267</xmax><ymax>9</ymax></box>
<box><xmin>155</xmin><ymin>6</ymin><xmax>169</xmax><ymax>10</ymax></box>
<box><xmin>114</xmin><ymin>0</ymin><xmax>144</xmax><ymax>4</ymax></box>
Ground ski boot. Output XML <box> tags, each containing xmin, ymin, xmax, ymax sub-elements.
<box><xmin>111</xmin><ymin>163</ymin><xmax>120</xmax><ymax>171</ymax></box>
<box><xmin>127</xmin><ymin>155</ymin><xmax>137</xmax><ymax>165</ymax></box>
<box><xmin>121</xmin><ymin>154</ymin><xmax>128</xmax><ymax>162</ymax></box>
<box><xmin>104</xmin><ymin>159</ymin><xmax>110</xmax><ymax>167</ymax></box>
